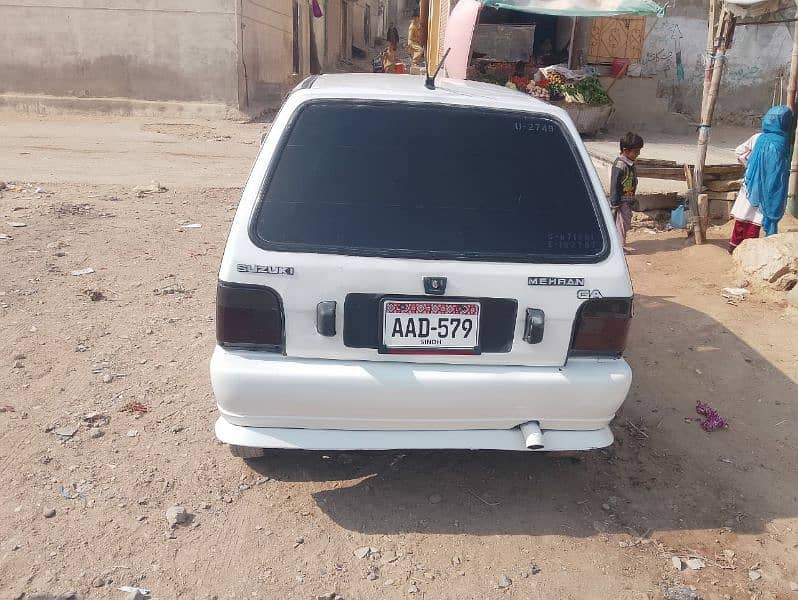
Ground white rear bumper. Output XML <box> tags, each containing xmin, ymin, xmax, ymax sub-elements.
<box><xmin>215</xmin><ymin>417</ymin><xmax>614</xmax><ymax>451</ymax></box>
<box><xmin>210</xmin><ymin>347</ymin><xmax>631</xmax><ymax>449</ymax></box>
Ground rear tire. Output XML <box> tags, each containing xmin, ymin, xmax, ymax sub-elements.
<box><xmin>229</xmin><ymin>445</ymin><xmax>266</xmax><ymax>459</ymax></box>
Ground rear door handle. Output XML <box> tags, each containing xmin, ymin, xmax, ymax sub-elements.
<box><xmin>316</xmin><ymin>301</ymin><xmax>337</xmax><ymax>337</ymax></box>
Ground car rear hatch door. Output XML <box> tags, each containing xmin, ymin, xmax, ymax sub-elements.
<box><xmin>235</xmin><ymin>98</ymin><xmax>629</xmax><ymax>368</ymax></box>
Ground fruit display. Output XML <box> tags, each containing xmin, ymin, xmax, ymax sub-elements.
<box><xmin>526</xmin><ymin>82</ymin><xmax>550</xmax><ymax>100</ymax></box>
<box><xmin>545</xmin><ymin>71</ymin><xmax>568</xmax><ymax>86</ymax></box>
<box><xmin>466</xmin><ymin>62</ymin><xmax>610</xmax><ymax>106</ymax></box>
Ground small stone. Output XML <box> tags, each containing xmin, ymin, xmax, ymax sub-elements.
<box><xmin>43</xmin><ymin>508</ymin><xmax>56</xmax><ymax>518</ymax></box>
<box><xmin>664</xmin><ymin>586</ymin><xmax>700</xmax><ymax>600</ymax></box>
<box><xmin>12</xmin><ymin>592</ymin><xmax>24</xmax><ymax>600</ymax></box>
<box><xmin>366</xmin><ymin>572</ymin><xmax>378</xmax><ymax>581</ymax></box>
<box><xmin>749</xmin><ymin>569</ymin><xmax>763</xmax><ymax>581</ymax></box>
<box><xmin>125</xmin><ymin>591</ymin><xmax>147</xmax><ymax>600</ymax></box>
<box><xmin>601</xmin><ymin>503</ymin><xmax>611</xmax><ymax>511</ymax></box>
<box><xmin>429</xmin><ymin>494</ymin><xmax>443</xmax><ymax>504</ymax></box>
<box><xmin>91</xmin><ymin>576</ymin><xmax>106</xmax><ymax>587</ymax></box>
<box><xmin>408</xmin><ymin>583</ymin><xmax>419</xmax><ymax>594</ymax></box>
<box><xmin>166</xmin><ymin>505</ymin><xmax>189</xmax><ymax>527</ymax></box>
<box><xmin>12</xmin><ymin>359</ymin><xmax>24</xmax><ymax>369</ymax></box>
<box><xmin>54</xmin><ymin>425</ymin><xmax>79</xmax><ymax>438</ymax></box>
<box><xmin>789</xmin><ymin>581</ymin><xmax>798</xmax><ymax>591</ymax></box>
<box><xmin>127</xmin><ymin>429</ymin><xmax>138</xmax><ymax>437</ymax></box>
<box><xmin>530</xmin><ymin>564</ymin><xmax>541</xmax><ymax>575</ymax></box>
<box><xmin>452</xmin><ymin>556</ymin><xmax>462</xmax><ymax>566</ymax></box>
<box><xmin>90</xmin><ymin>429</ymin><xmax>104</xmax><ymax>439</ymax></box>
<box><xmin>102</xmin><ymin>373</ymin><xmax>113</xmax><ymax>384</ymax></box>
<box><xmin>672</xmin><ymin>556</ymin><xmax>683</xmax><ymax>571</ymax></box>
<box><xmin>383</xmin><ymin>579</ymin><xmax>395</xmax><ymax>587</ymax></box>
<box><xmin>498</xmin><ymin>575</ymin><xmax>512</xmax><ymax>589</ymax></box>
<box><xmin>380</xmin><ymin>551</ymin><xmax>399</xmax><ymax>564</ymax></box>
<box><xmin>294</xmin><ymin>537</ymin><xmax>304</xmax><ymax>548</ymax></box>
<box><xmin>686</xmin><ymin>558</ymin><xmax>705</xmax><ymax>570</ymax></box>
<box><xmin>354</xmin><ymin>546</ymin><xmax>371</xmax><ymax>559</ymax></box>
<box><xmin>6</xmin><ymin>221</ymin><xmax>27</xmax><ymax>228</ymax></box>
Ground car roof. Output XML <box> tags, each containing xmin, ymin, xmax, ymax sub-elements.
<box><xmin>295</xmin><ymin>73</ymin><xmax>569</xmax><ymax>118</ymax></box>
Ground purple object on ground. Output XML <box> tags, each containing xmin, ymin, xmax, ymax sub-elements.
<box><xmin>696</xmin><ymin>400</ymin><xmax>727</xmax><ymax>432</ymax></box>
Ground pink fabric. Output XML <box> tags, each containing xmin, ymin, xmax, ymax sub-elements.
<box><xmin>442</xmin><ymin>0</ymin><xmax>481</xmax><ymax>79</ymax></box>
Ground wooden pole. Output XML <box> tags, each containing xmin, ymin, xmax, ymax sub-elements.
<box><xmin>701</xmin><ymin>0</ymin><xmax>719</xmax><ymax>118</ymax></box>
<box><xmin>692</xmin><ymin>9</ymin><xmax>732</xmax><ymax>244</ymax></box>
<box><xmin>427</xmin><ymin>0</ymin><xmax>441</xmax><ymax>72</ymax></box>
<box><xmin>786</xmin><ymin>19</ymin><xmax>798</xmax><ymax>217</ymax></box>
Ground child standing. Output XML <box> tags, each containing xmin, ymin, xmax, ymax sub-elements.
<box><xmin>609</xmin><ymin>132</ymin><xmax>644</xmax><ymax>247</ymax></box>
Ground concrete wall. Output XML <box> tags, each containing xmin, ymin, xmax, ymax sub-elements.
<box><xmin>0</xmin><ymin>0</ymin><xmax>240</xmax><ymax>105</ymax></box>
<box><xmin>349</xmin><ymin>0</ymin><xmax>381</xmax><ymax>50</ymax></box>
<box><xmin>321</xmin><ymin>0</ymin><xmax>343</xmax><ymax>67</ymax></box>
<box><xmin>637</xmin><ymin>1</ymin><xmax>794</xmax><ymax>124</ymax></box>
<box><xmin>240</xmin><ymin>0</ymin><xmax>298</xmax><ymax>106</ymax></box>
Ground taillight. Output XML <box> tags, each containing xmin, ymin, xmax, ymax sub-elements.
<box><xmin>216</xmin><ymin>282</ymin><xmax>284</xmax><ymax>352</ymax></box>
<box><xmin>569</xmin><ymin>297</ymin><xmax>632</xmax><ymax>357</ymax></box>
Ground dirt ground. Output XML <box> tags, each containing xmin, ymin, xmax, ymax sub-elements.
<box><xmin>1</xmin><ymin>112</ymin><xmax>797</xmax><ymax>600</ymax></box>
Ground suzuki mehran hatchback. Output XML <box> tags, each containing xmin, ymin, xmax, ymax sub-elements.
<box><xmin>211</xmin><ymin>74</ymin><xmax>633</xmax><ymax>458</ymax></box>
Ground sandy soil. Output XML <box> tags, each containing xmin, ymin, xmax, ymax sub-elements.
<box><xmin>0</xmin><ymin>114</ymin><xmax>797</xmax><ymax>600</ymax></box>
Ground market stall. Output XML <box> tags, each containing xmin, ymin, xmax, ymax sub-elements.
<box><xmin>468</xmin><ymin>61</ymin><xmax>614</xmax><ymax>135</ymax></box>
<box><xmin>438</xmin><ymin>0</ymin><xmax>664</xmax><ymax>135</ymax></box>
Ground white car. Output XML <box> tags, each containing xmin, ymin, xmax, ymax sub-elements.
<box><xmin>211</xmin><ymin>73</ymin><xmax>633</xmax><ymax>458</ymax></box>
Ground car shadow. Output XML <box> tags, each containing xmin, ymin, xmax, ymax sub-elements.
<box><xmin>245</xmin><ymin>294</ymin><xmax>797</xmax><ymax>538</ymax></box>
<box><xmin>626</xmin><ymin>233</ymin><xmax>731</xmax><ymax>256</ymax></box>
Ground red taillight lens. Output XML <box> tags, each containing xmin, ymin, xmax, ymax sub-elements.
<box><xmin>570</xmin><ymin>297</ymin><xmax>632</xmax><ymax>357</ymax></box>
<box><xmin>216</xmin><ymin>282</ymin><xmax>284</xmax><ymax>352</ymax></box>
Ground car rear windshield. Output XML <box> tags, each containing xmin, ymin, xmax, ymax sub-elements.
<box><xmin>252</xmin><ymin>100</ymin><xmax>607</xmax><ymax>262</ymax></box>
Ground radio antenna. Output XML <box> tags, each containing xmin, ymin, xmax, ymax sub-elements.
<box><xmin>424</xmin><ymin>48</ymin><xmax>452</xmax><ymax>90</ymax></box>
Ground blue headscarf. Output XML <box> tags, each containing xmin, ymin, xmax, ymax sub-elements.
<box><xmin>744</xmin><ymin>105</ymin><xmax>793</xmax><ymax>236</ymax></box>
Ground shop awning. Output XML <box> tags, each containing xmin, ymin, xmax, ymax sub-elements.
<box><xmin>724</xmin><ymin>0</ymin><xmax>792</xmax><ymax>18</ymax></box>
<box><xmin>723</xmin><ymin>0</ymin><xmax>795</xmax><ymax>23</ymax></box>
<box><xmin>481</xmin><ymin>0</ymin><xmax>666</xmax><ymax>17</ymax></box>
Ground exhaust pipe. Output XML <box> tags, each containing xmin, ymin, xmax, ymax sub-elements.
<box><xmin>519</xmin><ymin>421</ymin><xmax>544</xmax><ymax>450</ymax></box>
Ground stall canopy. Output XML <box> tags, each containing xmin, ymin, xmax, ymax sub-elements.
<box><xmin>724</xmin><ymin>0</ymin><xmax>795</xmax><ymax>20</ymax></box>
<box><xmin>481</xmin><ymin>0</ymin><xmax>665</xmax><ymax>17</ymax></box>
<box><xmin>441</xmin><ymin>0</ymin><xmax>664</xmax><ymax>78</ymax></box>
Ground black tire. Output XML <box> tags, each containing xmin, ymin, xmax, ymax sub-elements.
<box><xmin>229</xmin><ymin>445</ymin><xmax>266</xmax><ymax>459</ymax></box>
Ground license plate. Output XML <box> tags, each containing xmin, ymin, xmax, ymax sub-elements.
<box><xmin>381</xmin><ymin>299</ymin><xmax>481</xmax><ymax>353</ymax></box>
